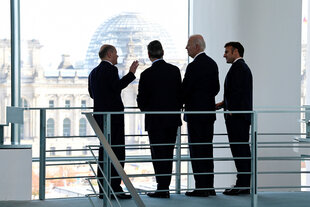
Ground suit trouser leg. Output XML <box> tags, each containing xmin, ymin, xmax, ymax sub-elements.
<box><xmin>187</xmin><ymin>121</ymin><xmax>214</xmax><ymax>189</ymax></box>
<box><xmin>110</xmin><ymin>123</ymin><xmax>125</xmax><ymax>192</ymax></box>
<box><xmin>98</xmin><ymin>123</ymin><xmax>125</xmax><ymax>194</ymax></box>
<box><xmin>148</xmin><ymin>127</ymin><xmax>177</xmax><ymax>190</ymax></box>
<box><xmin>98</xmin><ymin>145</ymin><xmax>104</xmax><ymax>195</ymax></box>
<box><xmin>225</xmin><ymin>116</ymin><xmax>251</xmax><ymax>187</ymax></box>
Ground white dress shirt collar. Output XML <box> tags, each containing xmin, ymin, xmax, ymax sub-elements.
<box><xmin>193</xmin><ymin>51</ymin><xmax>205</xmax><ymax>60</ymax></box>
<box><xmin>233</xmin><ymin>57</ymin><xmax>243</xmax><ymax>63</ymax></box>
<box><xmin>102</xmin><ymin>60</ymin><xmax>113</xmax><ymax>65</ymax></box>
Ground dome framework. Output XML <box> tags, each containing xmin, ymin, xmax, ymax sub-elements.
<box><xmin>84</xmin><ymin>12</ymin><xmax>176</xmax><ymax>70</ymax></box>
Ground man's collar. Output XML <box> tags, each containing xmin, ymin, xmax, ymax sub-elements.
<box><xmin>193</xmin><ymin>51</ymin><xmax>205</xmax><ymax>60</ymax></box>
<box><xmin>102</xmin><ymin>60</ymin><xmax>113</xmax><ymax>65</ymax></box>
<box><xmin>233</xmin><ymin>57</ymin><xmax>243</xmax><ymax>63</ymax></box>
<box><xmin>151</xmin><ymin>58</ymin><xmax>163</xmax><ymax>65</ymax></box>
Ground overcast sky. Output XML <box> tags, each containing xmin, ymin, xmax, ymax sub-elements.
<box><xmin>0</xmin><ymin>0</ymin><xmax>188</xmax><ymax>69</ymax></box>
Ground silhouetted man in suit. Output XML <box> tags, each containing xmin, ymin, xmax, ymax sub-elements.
<box><xmin>88</xmin><ymin>44</ymin><xmax>139</xmax><ymax>199</ymax></box>
<box><xmin>137</xmin><ymin>40</ymin><xmax>182</xmax><ymax>198</ymax></box>
<box><xmin>182</xmin><ymin>34</ymin><xmax>220</xmax><ymax>197</ymax></box>
<box><xmin>216</xmin><ymin>42</ymin><xmax>252</xmax><ymax>195</ymax></box>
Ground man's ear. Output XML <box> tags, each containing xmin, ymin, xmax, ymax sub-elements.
<box><xmin>106</xmin><ymin>50</ymin><xmax>112</xmax><ymax>59</ymax></box>
<box><xmin>233</xmin><ymin>48</ymin><xmax>239</xmax><ymax>56</ymax></box>
<box><xmin>195</xmin><ymin>44</ymin><xmax>201</xmax><ymax>53</ymax></box>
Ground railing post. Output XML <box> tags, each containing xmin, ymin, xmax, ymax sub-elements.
<box><xmin>39</xmin><ymin>109</ymin><xmax>46</xmax><ymax>200</ymax></box>
<box><xmin>175</xmin><ymin>126</ymin><xmax>181</xmax><ymax>194</ymax></box>
<box><xmin>103</xmin><ymin>114</ymin><xmax>111</xmax><ymax>206</ymax></box>
<box><xmin>0</xmin><ymin>126</ymin><xmax>4</xmax><ymax>145</ymax></box>
<box><xmin>251</xmin><ymin>112</ymin><xmax>257</xmax><ymax>207</ymax></box>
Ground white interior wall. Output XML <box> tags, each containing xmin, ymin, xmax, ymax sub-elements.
<box><xmin>190</xmin><ymin>0</ymin><xmax>302</xmax><ymax>191</ymax></box>
<box><xmin>0</xmin><ymin>148</ymin><xmax>32</xmax><ymax>200</ymax></box>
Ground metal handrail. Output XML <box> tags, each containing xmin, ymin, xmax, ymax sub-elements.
<box><xmin>18</xmin><ymin>106</ymin><xmax>310</xmax><ymax>207</ymax></box>
<box><xmin>85</xmin><ymin>113</ymin><xmax>146</xmax><ymax>207</ymax></box>
<box><xmin>82</xmin><ymin>110</ymin><xmax>258</xmax><ymax>207</ymax></box>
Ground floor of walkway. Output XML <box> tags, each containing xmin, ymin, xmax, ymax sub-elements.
<box><xmin>0</xmin><ymin>192</ymin><xmax>309</xmax><ymax>207</ymax></box>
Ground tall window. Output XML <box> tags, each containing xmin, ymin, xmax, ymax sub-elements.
<box><xmin>63</xmin><ymin>118</ymin><xmax>71</xmax><ymax>136</ymax></box>
<box><xmin>49</xmin><ymin>100</ymin><xmax>54</xmax><ymax>108</ymax></box>
<box><xmin>79</xmin><ymin>118</ymin><xmax>87</xmax><ymax>136</ymax></box>
<box><xmin>65</xmin><ymin>100</ymin><xmax>70</xmax><ymax>107</ymax></box>
<box><xmin>47</xmin><ymin>118</ymin><xmax>55</xmax><ymax>137</ymax></box>
<box><xmin>14</xmin><ymin>0</ymin><xmax>188</xmax><ymax>199</ymax></box>
<box><xmin>81</xmin><ymin>100</ymin><xmax>86</xmax><ymax>108</ymax></box>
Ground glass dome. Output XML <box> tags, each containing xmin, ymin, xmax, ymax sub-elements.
<box><xmin>84</xmin><ymin>12</ymin><xmax>176</xmax><ymax>70</ymax></box>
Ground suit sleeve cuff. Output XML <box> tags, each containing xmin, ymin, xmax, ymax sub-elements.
<box><xmin>128</xmin><ymin>71</ymin><xmax>136</xmax><ymax>80</ymax></box>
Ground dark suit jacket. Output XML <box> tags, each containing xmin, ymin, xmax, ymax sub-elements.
<box><xmin>88</xmin><ymin>61</ymin><xmax>136</xmax><ymax>126</ymax></box>
<box><xmin>224</xmin><ymin>58</ymin><xmax>253</xmax><ymax>122</ymax></box>
<box><xmin>182</xmin><ymin>53</ymin><xmax>220</xmax><ymax>122</ymax></box>
<box><xmin>137</xmin><ymin>59</ymin><xmax>182</xmax><ymax>131</ymax></box>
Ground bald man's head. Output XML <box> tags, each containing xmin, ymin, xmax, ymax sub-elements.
<box><xmin>98</xmin><ymin>44</ymin><xmax>118</xmax><ymax>65</ymax></box>
<box><xmin>98</xmin><ymin>44</ymin><xmax>115</xmax><ymax>60</ymax></box>
<box><xmin>186</xmin><ymin>34</ymin><xmax>206</xmax><ymax>58</ymax></box>
<box><xmin>190</xmin><ymin>35</ymin><xmax>206</xmax><ymax>51</ymax></box>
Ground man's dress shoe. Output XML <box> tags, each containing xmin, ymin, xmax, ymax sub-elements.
<box><xmin>97</xmin><ymin>192</ymin><xmax>131</xmax><ymax>199</ymax></box>
<box><xmin>208</xmin><ymin>190</ymin><xmax>216</xmax><ymax>196</ymax></box>
<box><xmin>147</xmin><ymin>191</ymin><xmax>170</xmax><ymax>198</ymax></box>
<box><xmin>185</xmin><ymin>190</ymin><xmax>209</xmax><ymax>197</ymax></box>
<box><xmin>223</xmin><ymin>187</ymin><xmax>250</xmax><ymax>195</ymax></box>
<box><xmin>112</xmin><ymin>192</ymin><xmax>132</xmax><ymax>199</ymax></box>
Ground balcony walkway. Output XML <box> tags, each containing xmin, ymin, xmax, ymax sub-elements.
<box><xmin>1</xmin><ymin>192</ymin><xmax>310</xmax><ymax>207</ymax></box>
